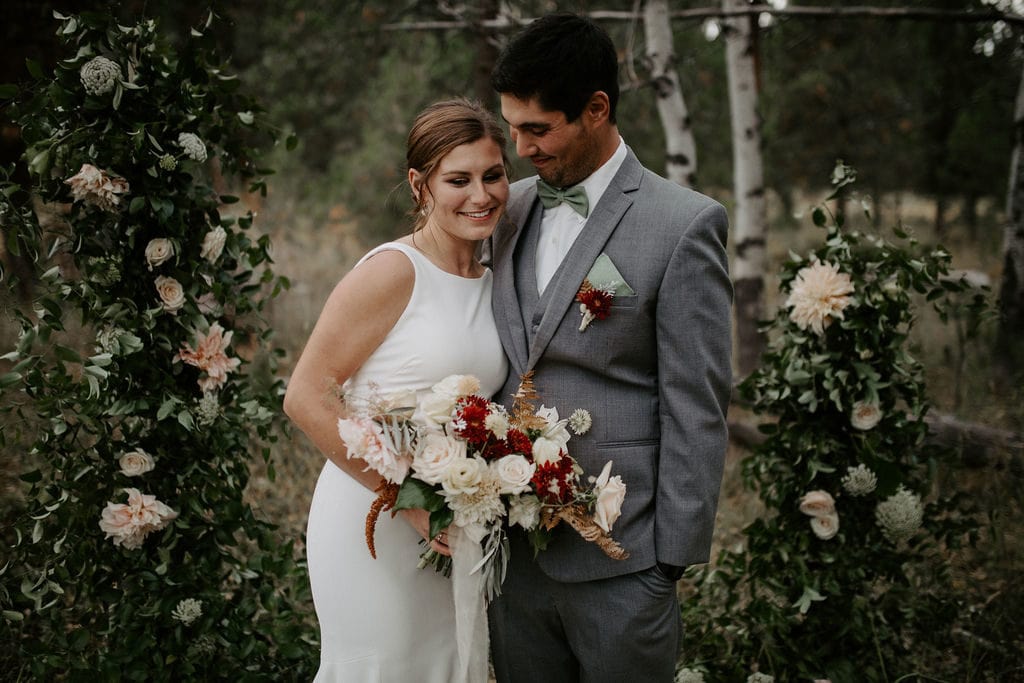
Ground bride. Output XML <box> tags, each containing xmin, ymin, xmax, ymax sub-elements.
<box><xmin>283</xmin><ymin>98</ymin><xmax>510</xmax><ymax>682</ymax></box>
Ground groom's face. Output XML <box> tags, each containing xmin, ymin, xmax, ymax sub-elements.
<box><xmin>500</xmin><ymin>94</ymin><xmax>603</xmax><ymax>189</ymax></box>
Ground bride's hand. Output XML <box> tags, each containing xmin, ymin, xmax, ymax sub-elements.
<box><xmin>398</xmin><ymin>508</ymin><xmax>452</xmax><ymax>557</ymax></box>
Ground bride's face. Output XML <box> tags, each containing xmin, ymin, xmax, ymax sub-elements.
<box><xmin>412</xmin><ymin>137</ymin><xmax>509</xmax><ymax>244</ymax></box>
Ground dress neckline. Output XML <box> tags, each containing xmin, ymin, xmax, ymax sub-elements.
<box><xmin>394</xmin><ymin>242</ymin><xmax>489</xmax><ymax>282</ymax></box>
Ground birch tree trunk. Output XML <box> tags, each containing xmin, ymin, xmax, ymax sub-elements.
<box><xmin>470</xmin><ymin>0</ymin><xmax>501</xmax><ymax>105</ymax></box>
<box><xmin>724</xmin><ymin>0</ymin><xmax>767</xmax><ymax>377</ymax></box>
<box><xmin>643</xmin><ymin>0</ymin><xmax>698</xmax><ymax>187</ymax></box>
<box><xmin>998</xmin><ymin>61</ymin><xmax>1024</xmax><ymax>355</ymax></box>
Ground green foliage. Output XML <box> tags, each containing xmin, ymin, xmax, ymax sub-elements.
<box><xmin>680</xmin><ymin>165</ymin><xmax>987</xmax><ymax>681</ymax></box>
<box><xmin>0</xmin><ymin>10</ymin><xmax>315</xmax><ymax>679</ymax></box>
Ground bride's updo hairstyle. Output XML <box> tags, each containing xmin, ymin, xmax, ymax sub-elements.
<box><xmin>406</xmin><ymin>97</ymin><xmax>509</xmax><ymax>232</ymax></box>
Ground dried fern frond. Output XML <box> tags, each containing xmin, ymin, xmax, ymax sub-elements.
<box><xmin>365</xmin><ymin>481</ymin><xmax>400</xmax><ymax>559</ymax></box>
<box><xmin>511</xmin><ymin>371</ymin><xmax>547</xmax><ymax>431</ymax></box>
<box><xmin>543</xmin><ymin>503</ymin><xmax>630</xmax><ymax>561</ymax></box>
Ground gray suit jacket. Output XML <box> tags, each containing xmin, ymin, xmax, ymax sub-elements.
<box><xmin>489</xmin><ymin>148</ymin><xmax>732</xmax><ymax>582</ymax></box>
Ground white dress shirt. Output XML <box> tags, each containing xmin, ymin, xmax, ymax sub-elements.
<box><xmin>535</xmin><ymin>138</ymin><xmax>627</xmax><ymax>293</ymax></box>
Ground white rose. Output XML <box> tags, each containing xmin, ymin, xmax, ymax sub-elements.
<box><xmin>592</xmin><ymin>461</ymin><xmax>626</xmax><ymax>533</ymax></box>
<box><xmin>413</xmin><ymin>432</ymin><xmax>466</xmax><ymax>485</ymax></box>
<box><xmin>144</xmin><ymin>238</ymin><xmax>174</xmax><ymax>270</ymax></box>
<box><xmin>441</xmin><ymin>456</ymin><xmax>486</xmax><ymax>496</ymax></box>
<box><xmin>414</xmin><ymin>392</ymin><xmax>456</xmax><ymax>427</ymax></box>
<box><xmin>794</xmin><ymin>489</ymin><xmax>835</xmax><ymax>516</ymax></box>
<box><xmin>810</xmin><ymin>512</ymin><xmax>840</xmax><ymax>540</ymax></box>
<box><xmin>509</xmin><ymin>494</ymin><xmax>542</xmax><ymax>530</ymax></box>
<box><xmin>798</xmin><ymin>490</ymin><xmax>836</xmax><ymax>517</ymax></box>
<box><xmin>154</xmin><ymin>275</ymin><xmax>185</xmax><ymax>313</ymax></box>
<box><xmin>119</xmin><ymin>448</ymin><xmax>155</xmax><ymax>477</ymax></box>
<box><xmin>200</xmin><ymin>227</ymin><xmax>227</xmax><ymax>263</ymax></box>
<box><xmin>531</xmin><ymin>437</ymin><xmax>562</xmax><ymax>466</ymax></box>
<box><xmin>850</xmin><ymin>400</ymin><xmax>882</xmax><ymax>430</ymax></box>
<box><xmin>492</xmin><ymin>454</ymin><xmax>536</xmax><ymax>495</ymax></box>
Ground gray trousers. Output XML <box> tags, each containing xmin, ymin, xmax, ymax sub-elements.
<box><xmin>488</xmin><ymin>532</ymin><xmax>682</xmax><ymax>683</ymax></box>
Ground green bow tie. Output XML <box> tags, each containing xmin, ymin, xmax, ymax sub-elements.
<box><xmin>536</xmin><ymin>179</ymin><xmax>589</xmax><ymax>218</ymax></box>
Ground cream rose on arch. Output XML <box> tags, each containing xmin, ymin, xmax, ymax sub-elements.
<box><xmin>200</xmin><ymin>226</ymin><xmax>227</xmax><ymax>263</ymax></box>
<box><xmin>810</xmin><ymin>513</ymin><xmax>840</xmax><ymax>540</ymax></box>
<box><xmin>154</xmin><ymin>275</ymin><xmax>185</xmax><ymax>313</ymax></box>
<box><xmin>119</xmin><ymin>448</ymin><xmax>155</xmax><ymax>477</ymax></box>
<box><xmin>798</xmin><ymin>490</ymin><xmax>836</xmax><ymax>517</ymax></box>
<box><xmin>144</xmin><ymin>238</ymin><xmax>174</xmax><ymax>270</ymax></box>
<box><xmin>850</xmin><ymin>400</ymin><xmax>883</xmax><ymax>430</ymax></box>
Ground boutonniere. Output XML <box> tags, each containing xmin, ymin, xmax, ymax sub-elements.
<box><xmin>576</xmin><ymin>280</ymin><xmax>616</xmax><ymax>331</ymax></box>
<box><xmin>575</xmin><ymin>253</ymin><xmax>635</xmax><ymax>332</ymax></box>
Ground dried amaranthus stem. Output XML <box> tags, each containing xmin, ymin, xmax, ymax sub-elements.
<box><xmin>365</xmin><ymin>481</ymin><xmax>401</xmax><ymax>559</ymax></box>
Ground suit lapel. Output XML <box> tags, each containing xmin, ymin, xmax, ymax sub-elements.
<box><xmin>492</xmin><ymin>185</ymin><xmax>537</xmax><ymax>376</ymax></box>
<box><xmin>526</xmin><ymin>150</ymin><xmax>644</xmax><ymax>370</ymax></box>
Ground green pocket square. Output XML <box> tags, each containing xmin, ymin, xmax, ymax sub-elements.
<box><xmin>585</xmin><ymin>253</ymin><xmax>635</xmax><ymax>296</ymax></box>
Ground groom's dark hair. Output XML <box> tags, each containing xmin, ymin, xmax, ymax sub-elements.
<box><xmin>491</xmin><ymin>13</ymin><xmax>619</xmax><ymax>124</ymax></box>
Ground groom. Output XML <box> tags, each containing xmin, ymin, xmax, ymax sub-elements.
<box><xmin>487</xmin><ymin>13</ymin><xmax>733</xmax><ymax>682</ymax></box>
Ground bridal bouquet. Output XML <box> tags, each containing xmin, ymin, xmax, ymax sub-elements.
<box><xmin>335</xmin><ymin>372</ymin><xmax>629</xmax><ymax>599</ymax></box>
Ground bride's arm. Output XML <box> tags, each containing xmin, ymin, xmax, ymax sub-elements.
<box><xmin>283</xmin><ymin>249</ymin><xmax>413</xmax><ymax>490</ymax></box>
<box><xmin>284</xmin><ymin>249</ymin><xmax>451</xmax><ymax>554</ymax></box>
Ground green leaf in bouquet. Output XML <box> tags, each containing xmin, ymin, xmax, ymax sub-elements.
<box><xmin>528</xmin><ymin>526</ymin><xmax>553</xmax><ymax>557</ymax></box>
<box><xmin>394</xmin><ymin>476</ymin><xmax>445</xmax><ymax>513</ymax></box>
<box><xmin>428</xmin><ymin>509</ymin><xmax>454</xmax><ymax>541</ymax></box>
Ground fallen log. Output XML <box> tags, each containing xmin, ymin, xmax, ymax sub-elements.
<box><xmin>727</xmin><ymin>411</ymin><xmax>1023</xmax><ymax>475</ymax></box>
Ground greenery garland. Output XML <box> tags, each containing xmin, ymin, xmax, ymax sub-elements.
<box><xmin>1</xmin><ymin>10</ymin><xmax>314</xmax><ymax>679</ymax></box>
<box><xmin>678</xmin><ymin>163</ymin><xmax>987</xmax><ymax>683</ymax></box>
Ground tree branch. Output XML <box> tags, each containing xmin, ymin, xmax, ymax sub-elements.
<box><xmin>381</xmin><ymin>5</ymin><xmax>1024</xmax><ymax>31</ymax></box>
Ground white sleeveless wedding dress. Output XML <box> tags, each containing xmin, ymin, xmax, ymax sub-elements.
<box><xmin>305</xmin><ymin>242</ymin><xmax>508</xmax><ymax>682</ymax></box>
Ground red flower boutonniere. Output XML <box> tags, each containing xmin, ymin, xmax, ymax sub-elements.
<box><xmin>576</xmin><ymin>279</ymin><xmax>616</xmax><ymax>331</ymax></box>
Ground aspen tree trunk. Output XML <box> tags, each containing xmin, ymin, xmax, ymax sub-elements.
<box><xmin>643</xmin><ymin>0</ymin><xmax>698</xmax><ymax>187</ymax></box>
<box><xmin>723</xmin><ymin>0</ymin><xmax>767</xmax><ymax>377</ymax></box>
<box><xmin>998</xmin><ymin>61</ymin><xmax>1024</xmax><ymax>354</ymax></box>
<box><xmin>470</xmin><ymin>0</ymin><xmax>501</xmax><ymax>105</ymax></box>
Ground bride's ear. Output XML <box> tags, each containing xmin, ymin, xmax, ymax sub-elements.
<box><xmin>408</xmin><ymin>168</ymin><xmax>423</xmax><ymax>204</ymax></box>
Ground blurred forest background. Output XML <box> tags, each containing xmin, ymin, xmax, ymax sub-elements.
<box><xmin>2</xmin><ymin>0</ymin><xmax>1023</xmax><ymax>678</ymax></box>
